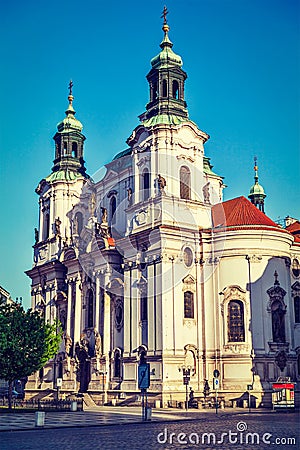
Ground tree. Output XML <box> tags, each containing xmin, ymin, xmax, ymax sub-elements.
<box><xmin>0</xmin><ymin>301</ymin><xmax>62</xmax><ymax>409</ymax></box>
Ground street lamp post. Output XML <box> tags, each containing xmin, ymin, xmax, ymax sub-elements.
<box><xmin>180</xmin><ymin>366</ymin><xmax>191</xmax><ymax>411</ymax></box>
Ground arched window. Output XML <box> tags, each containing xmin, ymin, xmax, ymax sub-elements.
<box><xmin>44</xmin><ymin>213</ymin><xmax>50</xmax><ymax>240</ymax></box>
<box><xmin>74</xmin><ymin>211</ymin><xmax>83</xmax><ymax>235</ymax></box>
<box><xmin>142</xmin><ymin>169</ymin><xmax>150</xmax><ymax>201</ymax></box>
<box><xmin>228</xmin><ymin>300</ymin><xmax>245</xmax><ymax>342</ymax></box>
<box><xmin>110</xmin><ymin>196</ymin><xmax>116</xmax><ymax>224</ymax></box>
<box><xmin>152</xmin><ymin>82</ymin><xmax>158</xmax><ymax>101</ymax></box>
<box><xmin>63</xmin><ymin>142</ymin><xmax>68</xmax><ymax>156</ymax></box>
<box><xmin>180</xmin><ymin>166</ymin><xmax>191</xmax><ymax>200</ymax></box>
<box><xmin>87</xmin><ymin>289</ymin><xmax>94</xmax><ymax>328</ymax></box>
<box><xmin>294</xmin><ymin>296</ymin><xmax>300</xmax><ymax>323</ymax></box>
<box><xmin>184</xmin><ymin>291</ymin><xmax>194</xmax><ymax>319</ymax></box>
<box><xmin>114</xmin><ymin>350</ymin><xmax>121</xmax><ymax>378</ymax></box>
<box><xmin>172</xmin><ymin>80</ymin><xmax>179</xmax><ymax>99</ymax></box>
<box><xmin>162</xmin><ymin>79</ymin><xmax>168</xmax><ymax>97</ymax></box>
<box><xmin>72</xmin><ymin>142</ymin><xmax>77</xmax><ymax>158</ymax></box>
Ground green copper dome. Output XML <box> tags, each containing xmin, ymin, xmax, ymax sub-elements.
<box><xmin>150</xmin><ymin>24</ymin><xmax>183</xmax><ymax>69</ymax></box>
<box><xmin>57</xmin><ymin>98</ymin><xmax>83</xmax><ymax>133</ymax></box>
<box><xmin>249</xmin><ymin>182</ymin><xmax>266</xmax><ymax>196</ymax></box>
<box><xmin>45</xmin><ymin>168</ymin><xmax>86</xmax><ymax>183</ymax></box>
<box><xmin>142</xmin><ymin>113</ymin><xmax>188</xmax><ymax>127</ymax></box>
<box><xmin>248</xmin><ymin>159</ymin><xmax>266</xmax><ymax>212</ymax></box>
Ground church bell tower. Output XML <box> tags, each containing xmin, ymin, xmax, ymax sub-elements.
<box><xmin>140</xmin><ymin>6</ymin><xmax>188</xmax><ymax>122</ymax></box>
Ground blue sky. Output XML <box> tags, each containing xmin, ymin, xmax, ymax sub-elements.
<box><xmin>0</xmin><ymin>0</ymin><xmax>299</xmax><ymax>309</ymax></box>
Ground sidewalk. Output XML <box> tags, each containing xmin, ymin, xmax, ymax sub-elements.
<box><xmin>0</xmin><ymin>405</ymin><xmax>291</xmax><ymax>432</ymax></box>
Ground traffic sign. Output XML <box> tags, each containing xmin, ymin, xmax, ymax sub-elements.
<box><xmin>213</xmin><ymin>377</ymin><xmax>219</xmax><ymax>390</ymax></box>
<box><xmin>138</xmin><ymin>363</ymin><xmax>150</xmax><ymax>389</ymax></box>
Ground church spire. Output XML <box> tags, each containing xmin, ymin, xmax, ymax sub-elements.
<box><xmin>141</xmin><ymin>7</ymin><xmax>188</xmax><ymax>123</ymax></box>
<box><xmin>248</xmin><ymin>157</ymin><xmax>266</xmax><ymax>213</ymax></box>
<box><xmin>50</xmin><ymin>81</ymin><xmax>88</xmax><ymax>179</ymax></box>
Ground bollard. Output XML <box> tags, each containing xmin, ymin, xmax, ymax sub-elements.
<box><xmin>35</xmin><ymin>411</ymin><xmax>45</xmax><ymax>427</ymax></box>
<box><xmin>71</xmin><ymin>401</ymin><xmax>77</xmax><ymax>412</ymax></box>
<box><xmin>145</xmin><ymin>406</ymin><xmax>152</xmax><ymax>420</ymax></box>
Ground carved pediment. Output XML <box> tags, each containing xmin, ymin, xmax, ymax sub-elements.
<box><xmin>182</xmin><ymin>275</ymin><xmax>196</xmax><ymax>285</ymax></box>
<box><xmin>267</xmin><ymin>285</ymin><xmax>287</xmax><ymax>301</ymax></box>
<box><xmin>291</xmin><ymin>281</ymin><xmax>300</xmax><ymax>295</ymax></box>
<box><xmin>220</xmin><ymin>285</ymin><xmax>246</xmax><ymax>302</ymax></box>
<box><xmin>176</xmin><ymin>154</ymin><xmax>195</xmax><ymax>163</ymax></box>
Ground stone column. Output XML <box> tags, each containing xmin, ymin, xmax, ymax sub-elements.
<box><xmin>66</xmin><ymin>280</ymin><xmax>72</xmax><ymax>337</ymax></box>
<box><xmin>95</xmin><ymin>273</ymin><xmax>100</xmax><ymax>332</ymax></box>
<box><xmin>73</xmin><ymin>277</ymin><xmax>82</xmax><ymax>345</ymax></box>
<box><xmin>103</xmin><ymin>268</ymin><xmax>112</xmax><ymax>401</ymax></box>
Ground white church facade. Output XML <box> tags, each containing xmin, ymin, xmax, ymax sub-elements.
<box><xmin>26</xmin><ymin>15</ymin><xmax>300</xmax><ymax>408</ymax></box>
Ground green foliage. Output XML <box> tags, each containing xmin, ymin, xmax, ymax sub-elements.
<box><xmin>0</xmin><ymin>302</ymin><xmax>62</xmax><ymax>383</ymax></box>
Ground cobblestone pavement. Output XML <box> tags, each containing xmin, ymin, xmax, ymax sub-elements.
<box><xmin>0</xmin><ymin>406</ymin><xmax>188</xmax><ymax>431</ymax></box>
<box><xmin>0</xmin><ymin>410</ymin><xmax>299</xmax><ymax>450</ymax></box>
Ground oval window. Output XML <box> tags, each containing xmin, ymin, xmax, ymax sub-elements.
<box><xmin>183</xmin><ymin>247</ymin><xmax>193</xmax><ymax>267</ymax></box>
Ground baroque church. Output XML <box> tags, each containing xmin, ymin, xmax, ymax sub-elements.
<box><xmin>26</xmin><ymin>13</ymin><xmax>300</xmax><ymax>407</ymax></box>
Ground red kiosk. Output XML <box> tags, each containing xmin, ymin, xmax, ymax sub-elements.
<box><xmin>272</xmin><ymin>377</ymin><xmax>295</xmax><ymax>410</ymax></box>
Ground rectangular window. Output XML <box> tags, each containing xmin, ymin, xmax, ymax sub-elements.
<box><xmin>141</xmin><ymin>296</ymin><xmax>147</xmax><ymax>321</ymax></box>
<box><xmin>184</xmin><ymin>291</ymin><xmax>194</xmax><ymax>319</ymax></box>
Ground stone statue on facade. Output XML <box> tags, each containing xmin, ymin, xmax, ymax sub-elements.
<box><xmin>64</xmin><ymin>332</ymin><xmax>72</xmax><ymax>356</ymax></box>
<box><xmin>127</xmin><ymin>187</ymin><xmax>133</xmax><ymax>206</ymax></box>
<box><xmin>75</xmin><ymin>337</ymin><xmax>91</xmax><ymax>392</ymax></box>
<box><xmin>157</xmin><ymin>174</ymin><xmax>166</xmax><ymax>194</ymax></box>
<box><xmin>202</xmin><ymin>183</ymin><xmax>210</xmax><ymax>204</ymax></box>
<box><xmin>95</xmin><ymin>330</ymin><xmax>102</xmax><ymax>357</ymax></box>
<box><xmin>272</xmin><ymin>303</ymin><xmax>286</xmax><ymax>343</ymax></box>
<box><xmin>55</xmin><ymin>217</ymin><xmax>61</xmax><ymax>235</ymax></box>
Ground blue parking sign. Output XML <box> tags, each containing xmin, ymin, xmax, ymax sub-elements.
<box><xmin>138</xmin><ymin>363</ymin><xmax>150</xmax><ymax>389</ymax></box>
<box><xmin>213</xmin><ymin>377</ymin><xmax>219</xmax><ymax>390</ymax></box>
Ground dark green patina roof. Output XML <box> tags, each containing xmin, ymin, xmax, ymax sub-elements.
<box><xmin>45</xmin><ymin>168</ymin><xmax>89</xmax><ymax>183</ymax></box>
<box><xmin>142</xmin><ymin>114</ymin><xmax>192</xmax><ymax>127</ymax></box>
<box><xmin>203</xmin><ymin>156</ymin><xmax>222</xmax><ymax>178</ymax></box>
<box><xmin>113</xmin><ymin>148</ymin><xmax>132</xmax><ymax>160</ymax></box>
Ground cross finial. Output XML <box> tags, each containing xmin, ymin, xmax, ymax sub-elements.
<box><xmin>68</xmin><ymin>80</ymin><xmax>73</xmax><ymax>96</ymax></box>
<box><xmin>254</xmin><ymin>156</ymin><xmax>258</xmax><ymax>177</ymax></box>
<box><xmin>161</xmin><ymin>5</ymin><xmax>168</xmax><ymax>25</ymax></box>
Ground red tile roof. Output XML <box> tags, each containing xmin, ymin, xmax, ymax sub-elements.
<box><xmin>286</xmin><ymin>221</ymin><xmax>300</xmax><ymax>234</ymax></box>
<box><xmin>212</xmin><ymin>196</ymin><xmax>280</xmax><ymax>228</ymax></box>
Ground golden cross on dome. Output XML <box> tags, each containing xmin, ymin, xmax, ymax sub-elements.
<box><xmin>68</xmin><ymin>80</ymin><xmax>73</xmax><ymax>96</ymax></box>
<box><xmin>161</xmin><ymin>5</ymin><xmax>168</xmax><ymax>25</ymax></box>
<box><xmin>254</xmin><ymin>156</ymin><xmax>258</xmax><ymax>172</ymax></box>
